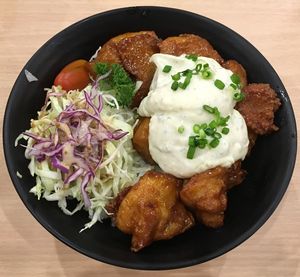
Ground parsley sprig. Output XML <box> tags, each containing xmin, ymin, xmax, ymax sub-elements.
<box><xmin>93</xmin><ymin>62</ymin><xmax>136</xmax><ymax>107</ymax></box>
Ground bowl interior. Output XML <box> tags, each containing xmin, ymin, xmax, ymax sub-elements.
<box><xmin>3</xmin><ymin>6</ymin><xmax>297</xmax><ymax>270</ymax></box>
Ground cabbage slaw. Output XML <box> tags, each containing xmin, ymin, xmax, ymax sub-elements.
<box><xmin>16</xmin><ymin>82</ymin><xmax>153</xmax><ymax>231</ymax></box>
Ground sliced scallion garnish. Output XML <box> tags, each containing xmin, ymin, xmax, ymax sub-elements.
<box><xmin>162</xmin><ymin>65</ymin><xmax>172</xmax><ymax>73</ymax></box>
<box><xmin>214</xmin><ymin>79</ymin><xmax>225</xmax><ymax>90</ymax></box>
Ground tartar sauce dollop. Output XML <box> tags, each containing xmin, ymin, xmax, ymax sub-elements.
<box><xmin>138</xmin><ymin>54</ymin><xmax>249</xmax><ymax>178</ymax></box>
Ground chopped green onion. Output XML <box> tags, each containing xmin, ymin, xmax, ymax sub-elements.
<box><xmin>218</xmin><ymin>115</ymin><xmax>230</xmax><ymax>126</ymax></box>
<box><xmin>188</xmin><ymin>136</ymin><xmax>196</xmax><ymax>146</ymax></box>
<box><xmin>221</xmin><ymin>127</ymin><xmax>230</xmax><ymax>135</ymax></box>
<box><xmin>198</xmin><ymin>138</ymin><xmax>208</xmax><ymax>149</ymax></box>
<box><xmin>230</xmin><ymin>83</ymin><xmax>237</xmax><ymax>90</ymax></box>
<box><xmin>178</xmin><ymin>126</ymin><xmax>185</xmax><ymax>134</ymax></box>
<box><xmin>185</xmin><ymin>54</ymin><xmax>198</xmax><ymax>62</ymax></box>
<box><xmin>203</xmin><ymin>105</ymin><xmax>215</xmax><ymax>114</ymax></box>
<box><xmin>172</xmin><ymin>73</ymin><xmax>180</xmax><ymax>81</ymax></box>
<box><xmin>205</xmin><ymin>127</ymin><xmax>215</xmax><ymax>136</ymax></box>
<box><xmin>201</xmin><ymin>70</ymin><xmax>212</xmax><ymax>79</ymax></box>
<box><xmin>193</xmin><ymin>124</ymin><xmax>201</xmax><ymax>133</ymax></box>
<box><xmin>178</xmin><ymin>81</ymin><xmax>187</xmax><ymax>90</ymax></box>
<box><xmin>209</xmin><ymin>138</ymin><xmax>220</xmax><ymax>148</ymax></box>
<box><xmin>214</xmin><ymin>79</ymin><xmax>225</xmax><ymax>90</ymax></box>
<box><xmin>162</xmin><ymin>65</ymin><xmax>172</xmax><ymax>73</ymax></box>
<box><xmin>213</xmin><ymin>132</ymin><xmax>222</xmax><ymax>139</ymax></box>
<box><xmin>182</xmin><ymin>69</ymin><xmax>192</xmax><ymax>76</ymax></box>
<box><xmin>186</xmin><ymin>104</ymin><xmax>231</xmax><ymax>153</ymax></box>
<box><xmin>199</xmin><ymin>129</ymin><xmax>206</xmax><ymax>139</ymax></box>
<box><xmin>200</xmin><ymin>123</ymin><xmax>208</xmax><ymax>129</ymax></box>
<box><xmin>195</xmin><ymin>64</ymin><xmax>202</xmax><ymax>72</ymax></box>
<box><xmin>182</xmin><ymin>79</ymin><xmax>190</xmax><ymax>88</ymax></box>
<box><xmin>186</xmin><ymin>70</ymin><xmax>193</xmax><ymax>78</ymax></box>
<box><xmin>233</xmin><ymin>92</ymin><xmax>245</xmax><ymax>102</ymax></box>
<box><xmin>171</xmin><ymin>81</ymin><xmax>179</xmax><ymax>91</ymax></box>
<box><xmin>230</xmin><ymin>74</ymin><xmax>240</xmax><ymax>84</ymax></box>
<box><xmin>203</xmin><ymin>63</ymin><xmax>209</xmax><ymax>69</ymax></box>
<box><xmin>187</xmin><ymin>145</ymin><xmax>196</xmax><ymax>159</ymax></box>
<box><xmin>209</xmin><ymin>120</ymin><xmax>218</xmax><ymax>129</ymax></box>
<box><xmin>183</xmin><ymin>74</ymin><xmax>192</xmax><ymax>87</ymax></box>
<box><xmin>213</xmin><ymin>107</ymin><xmax>220</xmax><ymax>116</ymax></box>
<box><xmin>193</xmin><ymin>135</ymin><xmax>200</xmax><ymax>146</ymax></box>
<box><xmin>178</xmin><ymin>82</ymin><xmax>185</xmax><ymax>89</ymax></box>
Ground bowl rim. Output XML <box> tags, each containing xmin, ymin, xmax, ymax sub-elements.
<box><xmin>3</xmin><ymin>6</ymin><xmax>298</xmax><ymax>270</ymax></box>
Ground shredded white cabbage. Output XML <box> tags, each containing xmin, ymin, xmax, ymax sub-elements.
<box><xmin>17</xmin><ymin>85</ymin><xmax>153</xmax><ymax>231</ymax></box>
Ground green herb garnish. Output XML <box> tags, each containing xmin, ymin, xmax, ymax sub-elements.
<box><xmin>230</xmin><ymin>73</ymin><xmax>241</xmax><ymax>85</ymax></box>
<box><xmin>214</xmin><ymin>79</ymin><xmax>225</xmax><ymax>90</ymax></box>
<box><xmin>185</xmin><ymin>105</ymin><xmax>231</xmax><ymax>159</ymax></box>
<box><xmin>163</xmin><ymin>65</ymin><xmax>172</xmax><ymax>73</ymax></box>
<box><xmin>178</xmin><ymin>126</ymin><xmax>185</xmax><ymax>134</ymax></box>
<box><xmin>185</xmin><ymin>54</ymin><xmax>198</xmax><ymax>62</ymax></box>
<box><xmin>221</xmin><ymin>127</ymin><xmax>230</xmax><ymax>135</ymax></box>
<box><xmin>93</xmin><ymin>62</ymin><xmax>136</xmax><ymax>107</ymax></box>
<box><xmin>187</xmin><ymin>145</ymin><xmax>196</xmax><ymax>159</ymax></box>
<box><xmin>233</xmin><ymin>92</ymin><xmax>245</xmax><ymax>102</ymax></box>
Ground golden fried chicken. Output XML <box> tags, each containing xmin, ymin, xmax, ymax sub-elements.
<box><xmin>180</xmin><ymin>162</ymin><xmax>246</xmax><ymax>228</ymax></box>
<box><xmin>95</xmin><ymin>31</ymin><xmax>160</xmax><ymax>107</ymax></box>
<box><xmin>236</xmin><ymin>83</ymin><xmax>281</xmax><ymax>135</ymax></box>
<box><xmin>117</xmin><ymin>32</ymin><xmax>160</xmax><ymax>107</ymax></box>
<box><xmin>223</xmin><ymin>60</ymin><xmax>248</xmax><ymax>88</ymax></box>
<box><xmin>95</xmin><ymin>40</ymin><xmax>121</xmax><ymax>65</ymax></box>
<box><xmin>132</xmin><ymin>117</ymin><xmax>155</xmax><ymax>164</ymax></box>
<box><xmin>247</xmin><ymin>128</ymin><xmax>258</xmax><ymax>155</ymax></box>
<box><xmin>158</xmin><ymin>34</ymin><xmax>224</xmax><ymax>64</ymax></box>
<box><xmin>96</xmin><ymin>31</ymin><xmax>157</xmax><ymax>64</ymax></box>
<box><xmin>113</xmin><ymin>171</ymin><xmax>195</xmax><ymax>252</ymax></box>
<box><xmin>226</xmin><ymin>160</ymin><xmax>247</xmax><ymax>189</ymax></box>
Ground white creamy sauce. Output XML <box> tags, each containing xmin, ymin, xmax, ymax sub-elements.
<box><xmin>138</xmin><ymin>54</ymin><xmax>249</xmax><ymax>178</ymax></box>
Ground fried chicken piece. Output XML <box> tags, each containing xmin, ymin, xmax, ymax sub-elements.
<box><xmin>247</xmin><ymin>128</ymin><xmax>258</xmax><ymax>155</ymax></box>
<box><xmin>236</xmin><ymin>83</ymin><xmax>281</xmax><ymax>135</ymax></box>
<box><xmin>223</xmin><ymin>60</ymin><xmax>247</xmax><ymax>88</ymax></box>
<box><xmin>95</xmin><ymin>31</ymin><xmax>160</xmax><ymax>107</ymax></box>
<box><xmin>96</xmin><ymin>40</ymin><xmax>121</xmax><ymax>65</ymax></box>
<box><xmin>132</xmin><ymin>117</ymin><xmax>155</xmax><ymax>164</ymax></box>
<box><xmin>118</xmin><ymin>33</ymin><xmax>160</xmax><ymax>107</ymax></box>
<box><xmin>105</xmin><ymin>186</ymin><xmax>132</xmax><ymax>215</ymax></box>
<box><xmin>226</xmin><ymin>160</ymin><xmax>247</xmax><ymax>189</ymax></box>
<box><xmin>180</xmin><ymin>162</ymin><xmax>246</xmax><ymax>228</ymax></box>
<box><xmin>96</xmin><ymin>31</ymin><xmax>157</xmax><ymax>64</ymax></box>
<box><xmin>114</xmin><ymin>171</ymin><xmax>195</xmax><ymax>252</ymax></box>
<box><xmin>158</xmin><ymin>34</ymin><xmax>224</xmax><ymax>64</ymax></box>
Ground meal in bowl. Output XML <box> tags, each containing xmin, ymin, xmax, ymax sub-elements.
<box><xmin>17</xmin><ymin>31</ymin><xmax>281</xmax><ymax>252</ymax></box>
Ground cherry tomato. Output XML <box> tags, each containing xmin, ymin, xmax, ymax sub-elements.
<box><xmin>54</xmin><ymin>59</ymin><xmax>90</xmax><ymax>91</ymax></box>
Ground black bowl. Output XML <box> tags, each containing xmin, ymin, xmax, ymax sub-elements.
<box><xmin>3</xmin><ymin>6</ymin><xmax>297</xmax><ymax>270</ymax></box>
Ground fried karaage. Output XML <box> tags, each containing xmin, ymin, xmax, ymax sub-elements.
<box><xmin>236</xmin><ymin>83</ymin><xmax>281</xmax><ymax>135</ymax></box>
<box><xmin>180</xmin><ymin>162</ymin><xmax>246</xmax><ymax>228</ymax></box>
<box><xmin>158</xmin><ymin>34</ymin><xmax>224</xmax><ymax>64</ymax></box>
<box><xmin>112</xmin><ymin>171</ymin><xmax>195</xmax><ymax>252</ymax></box>
<box><xmin>96</xmin><ymin>31</ymin><xmax>160</xmax><ymax>107</ymax></box>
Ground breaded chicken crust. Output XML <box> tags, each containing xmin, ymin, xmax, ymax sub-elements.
<box><xmin>180</xmin><ymin>161</ymin><xmax>246</xmax><ymax>228</ymax></box>
<box><xmin>236</xmin><ymin>83</ymin><xmax>281</xmax><ymax>135</ymax></box>
<box><xmin>96</xmin><ymin>31</ymin><xmax>160</xmax><ymax>107</ymax></box>
<box><xmin>132</xmin><ymin>117</ymin><xmax>155</xmax><ymax>164</ymax></box>
<box><xmin>114</xmin><ymin>171</ymin><xmax>195</xmax><ymax>251</ymax></box>
<box><xmin>158</xmin><ymin>34</ymin><xmax>224</xmax><ymax>64</ymax></box>
<box><xmin>222</xmin><ymin>60</ymin><xmax>248</xmax><ymax>88</ymax></box>
<box><xmin>117</xmin><ymin>33</ymin><xmax>160</xmax><ymax>107</ymax></box>
<box><xmin>96</xmin><ymin>31</ymin><xmax>157</xmax><ymax>64</ymax></box>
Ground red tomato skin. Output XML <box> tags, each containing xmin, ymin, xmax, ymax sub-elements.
<box><xmin>54</xmin><ymin>60</ymin><xmax>90</xmax><ymax>91</ymax></box>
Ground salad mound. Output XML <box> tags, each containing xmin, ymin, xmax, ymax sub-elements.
<box><xmin>17</xmin><ymin>74</ymin><xmax>152</xmax><ymax>231</ymax></box>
